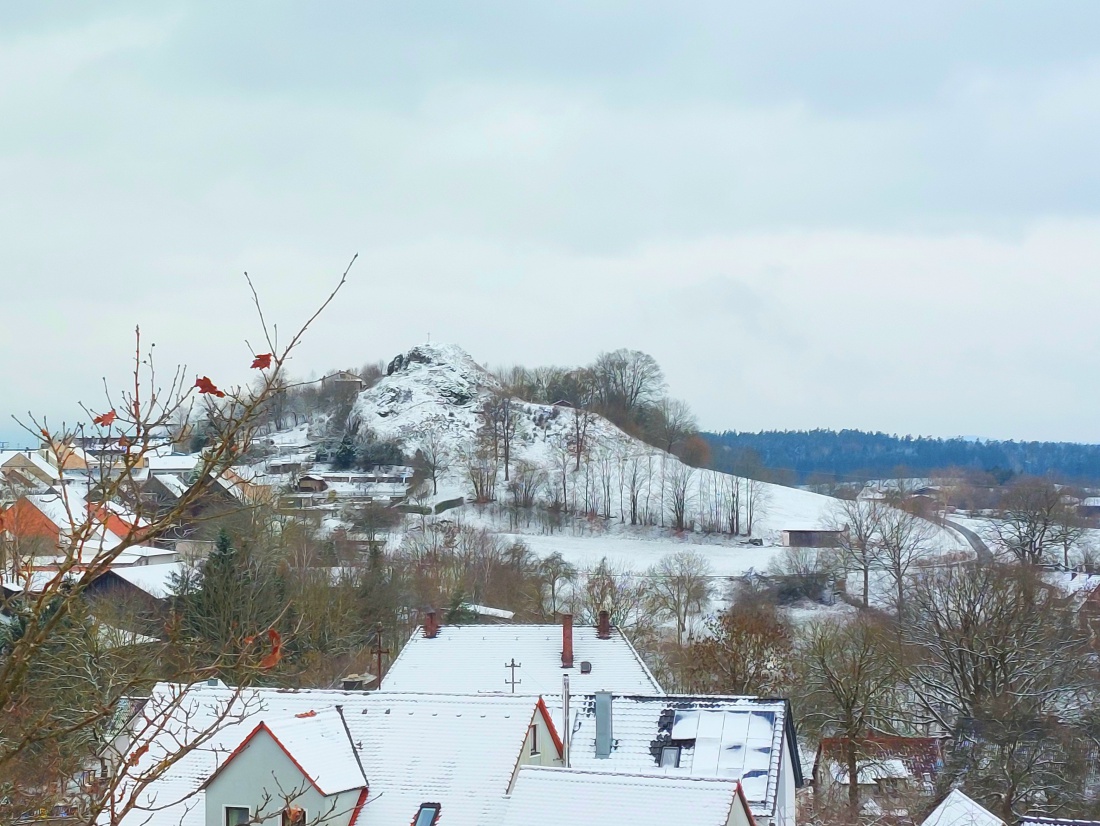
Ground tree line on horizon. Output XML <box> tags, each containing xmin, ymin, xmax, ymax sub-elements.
<box><xmin>704</xmin><ymin>428</ymin><xmax>1100</xmax><ymax>485</ymax></box>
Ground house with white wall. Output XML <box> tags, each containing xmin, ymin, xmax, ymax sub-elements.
<box><xmin>566</xmin><ymin>694</ymin><xmax>803</xmax><ymax>826</ymax></box>
<box><xmin>109</xmin><ymin>682</ymin><xmax>564</xmax><ymax>826</ymax></box>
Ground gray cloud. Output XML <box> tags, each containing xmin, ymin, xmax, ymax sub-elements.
<box><xmin>1</xmin><ymin>3</ymin><xmax>1098</xmax><ymax>445</ymax></box>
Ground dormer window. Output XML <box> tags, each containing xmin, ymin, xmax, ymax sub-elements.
<box><xmin>660</xmin><ymin>745</ymin><xmax>681</xmax><ymax>768</ymax></box>
<box><xmin>414</xmin><ymin>803</ymin><xmax>442</xmax><ymax>826</ymax></box>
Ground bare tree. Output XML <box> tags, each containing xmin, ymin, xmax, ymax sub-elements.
<box><xmin>799</xmin><ymin>616</ymin><xmax>901</xmax><ymax>817</ymax></box>
<box><xmin>743</xmin><ymin>475</ymin><xmax>770</xmax><ymax>536</ymax></box>
<box><xmin>825</xmin><ymin>498</ymin><xmax>883</xmax><ymax>608</ymax></box>
<box><xmin>648</xmin><ymin>551</ymin><xmax>714</xmax><ymax>647</ymax></box>
<box><xmin>590</xmin><ymin>349</ymin><xmax>666</xmax><ymax>421</ymax></box>
<box><xmin>872</xmin><ymin>506</ymin><xmax>934</xmax><ymax>616</ymax></box>
<box><xmin>0</xmin><ymin>258</ymin><xmax>354</xmax><ymax>822</ymax></box>
<box><xmin>986</xmin><ymin>477</ymin><xmax>1065</xmax><ymax>565</ymax></box>
<box><xmin>414</xmin><ymin>419</ymin><xmax>452</xmax><ymax>496</ymax></box>
<box><xmin>665</xmin><ymin>462</ymin><xmax>696</xmax><ymax>532</ymax></box>
<box><xmin>903</xmin><ymin>563</ymin><xmax>1095</xmax><ymax>819</ymax></box>
<box><xmin>648</xmin><ymin>397</ymin><xmax>697</xmax><ymax>454</ymax></box>
<box><xmin>684</xmin><ymin>599</ymin><xmax>794</xmax><ymax>696</ymax></box>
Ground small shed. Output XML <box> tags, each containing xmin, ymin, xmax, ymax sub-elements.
<box><xmin>781</xmin><ymin>528</ymin><xmax>846</xmax><ymax>548</ymax></box>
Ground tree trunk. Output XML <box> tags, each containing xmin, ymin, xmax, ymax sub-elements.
<box><xmin>847</xmin><ymin>743</ymin><xmax>860</xmax><ymax>817</ymax></box>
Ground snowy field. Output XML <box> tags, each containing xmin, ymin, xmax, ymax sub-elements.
<box><xmin>503</xmin><ymin>531</ymin><xmax>786</xmax><ymax>578</ymax></box>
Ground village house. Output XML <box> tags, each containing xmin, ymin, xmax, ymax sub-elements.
<box><xmin>921</xmin><ymin>790</ymin><xmax>1004</xmax><ymax>826</ymax></box>
<box><xmin>321</xmin><ymin>370</ymin><xmax>367</xmax><ymax>393</ymax></box>
<box><xmin>114</xmin><ymin>682</ymin><xmax>565</xmax><ymax>826</ymax></box>
<box><xmin>380</xmin><ymin>611</ymin><xmax>664</xmax><ymax>697</ymax></box>
<box><xmin>566</xmin><ymin>694</ymin><xmax>803</xmax><ymax>826</ymax></box>
<box><xmin>812</xmin><ymin>735</ymin><xmax>944</xmax><ymax>815</ymax></box>
<box><xmin>501</xmin><ymin>766</ymin><xmax>758</xmax><ymax>826</ymax></box>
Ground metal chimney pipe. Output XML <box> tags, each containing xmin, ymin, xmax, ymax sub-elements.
<box><xmin>562</xmin><ymin>674</ymin><xmax>571</xmax><ymax>768</ymax></box>
<box><xmin>595</xmin><ymin>691</ymin><xmax>613</xmax><ymax>759</ymax></box>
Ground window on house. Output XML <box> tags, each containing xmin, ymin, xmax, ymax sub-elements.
<box><xmin>414</xmin><ymin>803</ymin><xmax>442</xmax><ymax>826</ymax></box>
<box><xmin>225</xmin><ymin>806</ymin><xmax>250</xmax><ymax>826</ymax></box>
<box><xmin>660</xmin><ymin>746</ymin><xmax>681</xmax><ymax>768</ymax></box>
<box><xmin>281</xmin><ymin>806</ymin><xmax>307</xmax><ymax>826</ymax></box>
<box><xmin>529</xmin><ymin>724</ymin><xmax>539</xmax><ymax>756</ymax></box>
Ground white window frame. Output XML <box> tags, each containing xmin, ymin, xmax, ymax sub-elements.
<box><xmin>529</xmin><ymin>723</ymin><xmax>540</xmax><ymax>756</ymax></box>
<box><xmin>660</xmin><ymin>745</ymin><xmax>681</xmax><ymax>768</ymax></box>
<box><xmin>224</xmin><ymin>804</ymin><xmax>251</xmax><ymax>826</ymax></box>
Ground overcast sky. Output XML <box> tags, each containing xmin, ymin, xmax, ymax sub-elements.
<box><xmin>2</xmin><ymin>2</ymin><xmax>1100</xmax><ymax>445</ymax></box>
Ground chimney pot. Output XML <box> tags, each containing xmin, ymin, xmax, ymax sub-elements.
<box><xmin>597</xmin><ymin>610</ymin><xmax>611</xmax><ymax>640</ymax></box>
<box><xmin>424</xmin><ymin>610</ymin><xmax>439</xmax><ymax>639</ymax></box>
<box><xmin>561</xmin><ymin>613</ymin><xmax>574</xmax><ymax>669</ymax></box>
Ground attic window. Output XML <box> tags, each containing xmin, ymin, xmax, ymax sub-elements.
<box><xmin>414</xmin><ymin>803</ymin><xmax>442</xmax><ymax>826</ymax></box>
<box><xmin>660</xmin><ymin>745</ymin><xmax>682</xmax><ymax>768</ymax></box>
<box><xmin>281</xmin><ymin>807</ymin><xmax>306</xmax><ymax>826</ymax></box>
<box><xmin>225</xmin><ymin>807</ymin><xmax>250</xmax><ymax>826</ymax></box>
<box><xmin>530</xmin><ymin>724</ymin><xmax>540</xmax><ymax>756</ymax></box>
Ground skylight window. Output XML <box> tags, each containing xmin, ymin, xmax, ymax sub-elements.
<box><xmin>660</xmin><ymin>745</ymin><xmax>681</xmax><ymax>768</ymax></box>
<box><xmin>414</xmin><ymin>803</ymin><xmax>442</xmax><ymax>826</ymax></box>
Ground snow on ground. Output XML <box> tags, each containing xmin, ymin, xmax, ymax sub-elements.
<box><xmin>503</xmin><ymin>531</ymin><xmax>784</xmax><ymax>578</ymax></box>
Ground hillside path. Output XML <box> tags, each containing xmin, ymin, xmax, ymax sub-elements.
<box><xmin>942</xmin><ymin>518</ymin><xmax>993</xmax><ymax>562</ymax></box>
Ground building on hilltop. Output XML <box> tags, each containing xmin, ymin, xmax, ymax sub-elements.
<box><xmin>380</xmin><ymin>611</ymin><xmax>664</xmax><ymax>697</ymax></box>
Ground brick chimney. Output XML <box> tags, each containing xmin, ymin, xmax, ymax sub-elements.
<box><xmin>597</xmin><ymin>610</ymin><xmax>611</xmax><ymax>640</ymax></box>
<box><xmin>423</xmin><ymin>610</ymin><xmax>439</xmax><ymax>639</ymax></box>
<box><xmin>561</xmin><ymin>613</ymin><xmax>574</xmax><ymax>668</ymax></box>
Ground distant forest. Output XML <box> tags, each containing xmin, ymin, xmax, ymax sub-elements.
<box><xmin>704</xmin><ymin>429</ymin><xmax>1100</xmax><ymax>484</ymax></box>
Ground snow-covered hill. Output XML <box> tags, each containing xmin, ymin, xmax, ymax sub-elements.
<box><xmin>347</xmin><ymin>343</ymin><xmax>966</xmax><ymax>564</ymax></box>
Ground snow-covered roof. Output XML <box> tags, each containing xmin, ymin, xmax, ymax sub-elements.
<box><xmin>922</xmin><ymin>790</ymin><xmax>1004</xmax><ymax>826</ymax></box>
<box><xmin>381</xmin><ymin>624</ymin><xmax>663</xmax><ymax>696</ymax></box>
<box><xmin>566</xmin><ymin>695</ymin><xmax>791</xmax><ymax>817</ymax></box>
<box><xmin>0</xmin><ymin>449</ymin><xmax>59</xmax><ymax>480</ymax></box>
<box><xmin>502</xmin><ymin>766</ymin><xmax>746</xmax><ymax>826</ymax></box>
<box><xmin>1020</xmin><ymin>819</ymin><xmax>1100</xmax><ymax>826</ymax></box>
<box><xmin>1080</xmin><ymin>497</ymin><xmax>1100</xmax><ymax>507</ymax></box>
<box><xmin>148</xmin><ymin>454</ymin><xmax>200</xmax><ymax>474</ymax></box>
<box><xmin>152</xmin><ymin>473</ymin><xmax>190</xmax><ymax>498</ymax></box>
<box><xmin>108</xmin><ymin>562</ymin><xmax>189</xmax><ymax>598</ymax></box>
<box><xmin>830</xmin><ymin>757</ymin><xmax>911</xmax><ymax>785</ymax></box>
<box><xmin>113</xmin><ymin>684</ymin><xmax>559</xmax><ymax>826</ymax></box>
<box><xmin>211</xmin><ymin>709</ymin><xmax>366</xmax><ymax>796</ymax></box>
<box><xmin>463</xmin><ymin>603</ymin><xmax>516</xmax><ymax>619</ymax></box>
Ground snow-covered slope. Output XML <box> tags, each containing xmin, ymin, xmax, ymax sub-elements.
<box><xmin>348</xmin><ymin>343</ymin><xmax>966</xmax><ymax>561</ymax></box>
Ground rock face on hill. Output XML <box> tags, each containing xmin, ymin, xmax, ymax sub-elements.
<box><xmin>346</xmin><ymin>343</ymin><xmax>904</xmax><ymax>549</ymax></box>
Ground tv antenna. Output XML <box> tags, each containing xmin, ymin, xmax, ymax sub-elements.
<box><xmin>505</xmin><ymin>658</ymin><xmax>522</xmax><ymax>693</ymax></box>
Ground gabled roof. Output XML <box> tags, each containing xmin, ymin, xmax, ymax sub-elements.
<box><xmin>381</xmin><ymin>624</ymin><xmax>664</xmax><ymax>696</ymax></box>
<box><xmin>113</xmin><ymin>684</ymin><xmax>562</xmax><ymax>826</ymax></box>
<box><xmin>202</xmin><ymin>708</ymin><xmax>366</xmax><ymax>796</ymax></box>
<box><xmin>106</xmin><ymin>562</ymin><xmax>190</xmax><ymax>599</ymax></box>
<box><xmin>566</xmin><ymin>695</ymin><xmax>798</xmax><ymax>818</ymax></box>
<box><xmin>922</xmin><ymin>790</ymin><xmax>1004</xmax><ymax>826</ymax></box>
<box><xmin>502</xmin><ymin>766</ymin><xmax>751</xmax><ymax>826</ymax></box>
